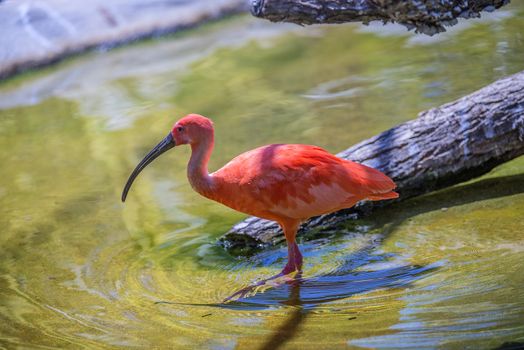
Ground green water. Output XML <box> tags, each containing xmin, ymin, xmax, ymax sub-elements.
<box><xmin>1</xmin><ymin>4</ymin><xmax>524</xmax><ymax>349</ymax></box>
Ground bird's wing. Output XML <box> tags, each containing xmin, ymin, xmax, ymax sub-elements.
<box><xmin>212</xmin><ymin>144</ymin><xmax>396</xmax><ymax>220</ymax></box>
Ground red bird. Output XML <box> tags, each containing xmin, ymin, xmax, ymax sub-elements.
<box><xmin>122</xmin><ymin>114</ymin><xmax>398</xmax><ymax>290</ymax></box>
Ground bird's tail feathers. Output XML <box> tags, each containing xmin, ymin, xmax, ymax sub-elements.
<box><xmin>344</xmin><ymin>161</ymin><xmax>398</xmax><ymax>199</ymax></box>
<box><xmin>367</xmin><ymin>191</ymin><xmax>399</xmax><ymax>201</ymax></box>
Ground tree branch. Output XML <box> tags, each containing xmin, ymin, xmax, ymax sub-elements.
<box><xmin>251</xmin><ymin>0</ymin><xmax>511</xmax><ymax>35</ymax></box>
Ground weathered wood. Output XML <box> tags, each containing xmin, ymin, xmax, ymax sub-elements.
<box><xmin>218</xmin><ymin>70</ymin><xmax>524</xmax><ymax>255</ymax></box>
<box><xmin>251</xmin><ymin>0</ymin><xmax>510</xmax><ymax>35</ymax></box>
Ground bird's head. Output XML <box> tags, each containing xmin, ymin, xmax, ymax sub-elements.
<box><xmin>121</xmin><ymin>114</ymin><xmax>214</xmax><ymax>202</ymax></box>
<box><xmin>171</xmin><ymin>113</ymin><xmax>214</xmax><ymax>146</ymax></box>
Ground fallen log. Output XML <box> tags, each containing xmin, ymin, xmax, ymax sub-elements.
<box><xmin>218</xmin><ymin>70</ymin><xmax>524</xmax><ymax>255</ymax></box>
<box><xmin>251</xmin><ymin>0</ymin><xmax>510</xmax><ymax>35</ymax></box>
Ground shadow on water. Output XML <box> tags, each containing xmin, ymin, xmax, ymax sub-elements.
<box><xmin>256</xmin><ymin>278</ymin><xmax>305</xmax><ymax>350</ymax></box>
<box><xmin>377</xmin><ymin>173</ymin><xmax>524</xmax><ymax>227</ymax></box>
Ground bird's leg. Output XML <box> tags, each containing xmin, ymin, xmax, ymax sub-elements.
<box><xmin>281</xmin><ymin>220</ymin><xmax>302</xmax><ymax>275</ymax></box>
<box><xmin>223</xmin><ymin>220</ymin><xmax>302</xmax><ymax>303</ymax></box>
<box><xmin>282</xmin><ymin>241</ymin><xmax>303</xmax><ymax>275</ymax></box>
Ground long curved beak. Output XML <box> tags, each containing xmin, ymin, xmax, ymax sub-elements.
<box><xmin>121</xmin><ymin>133</ymin><xmax>175</xmax><ymax>202</ymax></box>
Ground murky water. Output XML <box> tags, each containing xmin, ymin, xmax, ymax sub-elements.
<box><xmin>1</xmin><ymin>4</ymin><xmax>524</xmax><ymax>349</ymax></box>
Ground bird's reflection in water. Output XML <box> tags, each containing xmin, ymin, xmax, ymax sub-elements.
<box><xmin>257</xmin><ymin>275</ymin><xmax>306</xmax><ymax>350</ymax></box>
<box><xmin>221</xmin><ymin>252</ymin><xmax>440</xmax><ymax>350</ymax></box>
<box><xmin>155</xmin><ymin>246</ymin><xmax>439</xmax><ymax>349</ymax></box>
<box><xmin>224</xmin><ymin>259</ymin><xmax>439</xmax><ymax>310</ymax></box>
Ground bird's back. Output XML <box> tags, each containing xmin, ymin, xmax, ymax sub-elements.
<box><xmin>210</xmin><ymin>144</ymin><xmax>397</xmax><ymax>221</ymax></box>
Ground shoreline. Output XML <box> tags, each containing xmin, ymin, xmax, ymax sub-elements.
<box><xmin>0</xmin><ymin>0</ymin><xmax>247</xmax><ymax>81</ymax></box>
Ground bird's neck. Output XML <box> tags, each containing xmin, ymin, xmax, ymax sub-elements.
<box><xmin>187</xmin><ymin>137</ymin><xmax>214</xmax><ymax>197</ymax></box>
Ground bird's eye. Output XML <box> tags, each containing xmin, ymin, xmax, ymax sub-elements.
<box><xmin>177</xmin><ymin>126</ymin><xmax>184</xmax><ymax>132</ymax></box>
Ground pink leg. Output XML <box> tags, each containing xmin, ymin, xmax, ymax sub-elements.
<box><xmin>223</xmin><ymin>220</ymin><xmax>303</xmax><ymax>303</ymax></box>
<box><xmin>282</xmin><ymin>242</ymin><xmax>303</xmax><ymax>275</ymax></box>
<box><xmin>223</xmin><ymin>246</ymin><xmax>302</xmax><ymax>302</ymax></box>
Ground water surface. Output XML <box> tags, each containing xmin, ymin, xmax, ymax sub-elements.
<box><xmin>1</xmin><ymin>5</ymin><xmax>524</xmax><ymax>349</ymax></box>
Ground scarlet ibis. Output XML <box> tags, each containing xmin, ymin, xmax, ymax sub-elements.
<box><xmin>122</xmin><ymin>114</ymin><xmax>398</xmax><ymax>289</ymax></box>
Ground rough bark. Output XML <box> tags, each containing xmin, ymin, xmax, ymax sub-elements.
<box><xmin>251</xmin><ymin>0</ymin><xmax>510</xmax><ymax>35</ymax></box>
<box><xmin>218</xmin><ymin>70</ymin><xmax>524</xmax><ymax>255</ymax></box>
